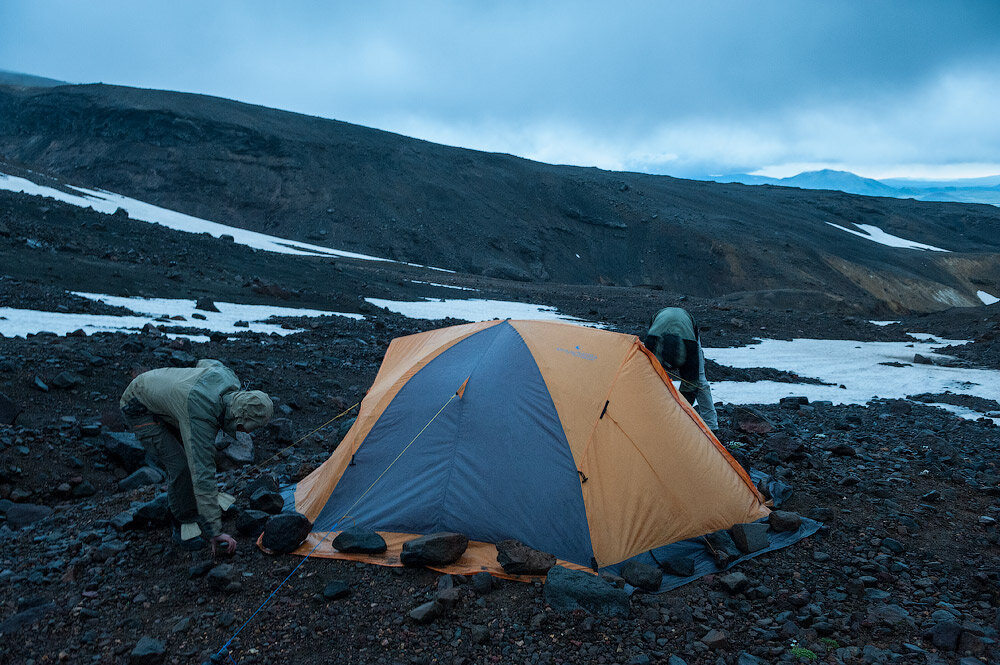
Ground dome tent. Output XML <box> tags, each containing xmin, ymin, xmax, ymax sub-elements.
<box><xmin>280</xmin><ymin>319</ymin><xmax>769</xmax><ymax>576</ymax></box>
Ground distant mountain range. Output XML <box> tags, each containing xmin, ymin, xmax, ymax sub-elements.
<box><xmin>705</xmin><ymin>169</ymin><xmax>1000</xmax><ymax>206</ymax></box>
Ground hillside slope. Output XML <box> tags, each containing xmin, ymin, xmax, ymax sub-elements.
<box><xmin>1</xmin><ymin>83</ymin><xmax>999</xmax><ymax>313</ymax></box>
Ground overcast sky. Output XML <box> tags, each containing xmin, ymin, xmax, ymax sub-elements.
<box><xmin>2</xmin><ymin>1</ymin><xmax>1000</xmax><ymax>179</ymax></box>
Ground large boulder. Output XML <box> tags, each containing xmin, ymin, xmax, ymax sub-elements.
<box><xmin>400</xmin><ymin>532</ymin><xmax>469</xmax><ymax>567</ymax></box>
<box><xmin>544</xmin><ymin>565</ymin><xmax>629</xmax><ymax>617</ymax></box>
<box><xmin>496</xmin><ymin>539</ymin><xmax>556</xmax><ymax>575</ymax></box>
<box><xmin>261</xmin><ymin>512</ymin><xmax>313</xmax><ymax>554</ymax></box>
<box><xmin>332</xmin><ymin>527</ymin><xmax>387</xmax><ymax>554</ymax></box>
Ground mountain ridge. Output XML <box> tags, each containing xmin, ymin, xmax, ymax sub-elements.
<box><xmin>1</xmin><ymin>81</ymin><xmax>999</xmax><ymax>313</ymax></box>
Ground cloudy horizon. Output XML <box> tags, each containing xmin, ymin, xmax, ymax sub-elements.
<box><xmin>2</xmin><ymin>1</ymin><xmax>999</xmax><ymax>180</ymax></box>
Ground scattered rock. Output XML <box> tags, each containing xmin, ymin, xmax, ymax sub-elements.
<box><xmin>400</xmin><ymin>532</ymin><xmax>469</xmax><ymax>567</ymax></box>
<box><xmin>129</xmin><ymin>636</ymin><xmax>165</xmax><ymax>664</ymax></box>
<box><xmin>717</xmin><ymin>571</ymin><xmax>750</xmax><ymax>594</ymax></box>
<box><xmin>235</xmin><ymin>509</ymin><xmax>269</xmax><ymax>537</ymax></box>
<box><xmin>118</xmin><ymin>466</ymin><xmax>165</xmax><ymax>493</ymax></box>
<box><xmin>4</xmin><ymin>503</ymin><xmax>53</xmax><ymax>529</ymax></box>
<box><xmin>543</xmin><ymin>565</ymin><xmax>629</xmax><ymax>617</ymax></box>
<box><xmin>408</xmin><ymin>599</ymin><xmax>443</xmax><ymax>624</ymax></box>
<box><xmin>195</xmin><ymin>297</ymin><xmax>221</xmax><ymax>312</ymax></box>
<box><xmin>495</xmin><ymin>538</ymin><xmax>556</xmax><ymax>575</ymax></box>
<box><xmin>50</xmin><ymin>371</ymin><xmax>83</xmax><ymax>390</ymax></box>
<box><xmin>701</xmin><ymin>628</ymin><xmax>729</xmax><ymax>649</ymax></box>
<box><xmin>730</xmin><ymin>522</ymin><xmax>769</xmax><ymax>554</ymax></box>
<box><xmin>261</xmin><ymin>512</ymin><xmax>313</xmax><ymax>554</ymax></box>
<box><xmin>99</xmin><ymin>431</ymin><xmax>148</xmax><ymax>472</ymax></box>
<box><xmin>767</xmin><ymin>510</ymin><xmax>802</xmax><ymax>532</ymax></box>
<box><xmin>660</xmin><ymin>555</ymin><xmax>696</xmax><ymax>577</ymax></box>
<box><xmin>332</xmin><ymin>526</ymin><xmax>387</xmax><ymax>554</ymax></box>
<box><xmin>322</xmin><ymin>579</ymin><xmax>350</xmax><ymax>600</ymax></box>
<box><xmin>620</xmin><ymin>561</ymin><xmax>663</xmax><ymax>592</ymax></box>
<box><xmin>249</xmin><ymin>486</ymin><xmax>284</xmax><ymax>514</ymax></box>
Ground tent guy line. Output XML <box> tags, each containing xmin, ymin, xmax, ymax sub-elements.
<box><xmin>217</xmin><ymin>389</ymin><xmax>460</xmax><ymax>663</ymax></box>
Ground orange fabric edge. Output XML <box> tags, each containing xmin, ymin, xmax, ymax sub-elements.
<box><xmin>259</xmin><ymin>531</ymin><xmax>595</xmax><ymax>582</ymax></box>
<box><xmin>635</xmin><ymin>340</ymin><xmax>765</xmax><ymax>504</ymax></box>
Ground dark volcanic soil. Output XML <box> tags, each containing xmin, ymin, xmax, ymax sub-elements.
<box><xmin>1</xmin><ymin>177</ymin><xmax>999</xmax><ymax>665</ymax></box>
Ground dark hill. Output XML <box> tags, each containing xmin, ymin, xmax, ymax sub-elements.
<box><xmin>1</xmin><ymin>82</ymin><xmax>999</xmax><ymax>313</ymax></box>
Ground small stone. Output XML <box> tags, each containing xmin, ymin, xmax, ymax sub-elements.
<box><xmin>718</xmin><ymin>572</ymin><xmax>750</xmax><ymax>594</ymax></box>
<box><xmin>322</xmin><ymin>579</ymin><xmax>350</xmax><ymax>600</ymax></box>
<box><xmin>207</xmin><ymin>564</ymin><xmax>236</xmax><ymax>591</ymax></box>
<box><xmin>408</xmin><ymin>600</ymin><xmax>443</xmax><ymax>624</ymax></box>
<box><xmin>33</xmin><ymin>376</ymin><xmax>49</xmax><ymax>392</ymax></box>
<box><xmin>881</xmin><ymin>537</ymin><xmax>905</xmax><ymax>554</ymax></box>
<box><xmin>930</xmin><ymin>621</ymin><xmax>962</xmax><ymax>651</ymax></box>
<box><xmin>4</xmin><ymin>503</ymin><xmax>53</xmax><ymax>529</ymax></box>
<box><xmin>0</xmin><ymin>393</ymin><xmax>20</xmax><ymax>425</ymax></box>
<box><xmin>129</xmin><ymin>636</ymin><xmax>165</xmax><ymax>664</ymax></box>
<box><xmin>50</xmin><ymin>371</ymin><xmax>83</xmax><ymax>390</ymax></box>
<box><xmin>471</xmin><ymin>571</ymin><xmax>493</xmax><ymax>594</ymax></box>
<box><xmin>701</xmin><ymin>628</ymin><xmax>729</xmax><ymax>649</ymax></box>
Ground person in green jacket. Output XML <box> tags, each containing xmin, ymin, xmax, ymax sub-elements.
<box><xmin>120</xmin><ymin>359</ymin><xmax>273</xmax><ymax>554</ymax></box>
<box><xmin>645</xmin><ymin>307</ymin><xmax>719</xmax><ymax>430</ymax></box>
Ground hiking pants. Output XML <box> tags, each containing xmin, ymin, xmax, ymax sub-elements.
<box><xmin>680</xmin><ymin>347</ymin><xmax>719</xmax><ymax>431</ymax></box>
<box><xmin>120</xmin><ymin>399</ymin><xmax>200</xmax><ymax>524</ymax></box>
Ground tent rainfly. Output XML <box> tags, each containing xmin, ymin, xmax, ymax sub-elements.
<box><xmin>280</xmin><ymin>319</ymin><xmax>769</xmax><ymax>576</ymax></box>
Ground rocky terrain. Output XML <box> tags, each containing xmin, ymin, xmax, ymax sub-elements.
<box><xmin>1</xmin><ymin>180</ymin><xmax>999</xmax><ymax>665</ymax></box>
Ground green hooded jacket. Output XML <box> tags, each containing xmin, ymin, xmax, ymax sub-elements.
<box><xmin>121</xmin><ymin>359</ymin><xmax>255</xmax><ymax>537</ymax></box>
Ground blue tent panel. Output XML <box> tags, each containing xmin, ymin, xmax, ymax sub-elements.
<box><xmin>311</xmin><ymin>321</ymin><xmax>595</xmax><ymax>566</ymax></box>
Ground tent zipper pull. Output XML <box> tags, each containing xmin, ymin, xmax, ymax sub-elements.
<box><xmin>599</xmin><ymin>401</ymin><xmax>609</xmax><ymax>419</ymax></box>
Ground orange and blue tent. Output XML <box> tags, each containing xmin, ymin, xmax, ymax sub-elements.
<box><xmin>281</xmin><ymin>319</ymin><xmax>769</xmax><ymax>577</ymax></box>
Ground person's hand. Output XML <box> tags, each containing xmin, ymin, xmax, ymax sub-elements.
<box><xmin>211</xmin><ymin>533</ymin><xmax>237</xmax><ymax>556</ymax></box>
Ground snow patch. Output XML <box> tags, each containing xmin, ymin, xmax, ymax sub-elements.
<box><xmin>0</xmin><ymin>171</ymin><xmax>450</xmax><ymax>270</ymax></box>
<box><xmin>409</xmin><ymin>280</ymin><xmax>478</xmax><ymax>291</ymax></box>
<box><xmin>707</xmin><ymin>336</ymin><xmax>1000</xmax><ymax>423</ymax></box>
<box><xmin>868</xmin><ymin>320</ymin><xmax>900</xmax><ymax>326</ymax></box>
<box><xmin>977</xmin><ymin>290</ymin><xmax>999</xmax><ymax>305</ymax></box>
<box><xmin>825</xmin><ymin>221</ymin><xmax>950</xmax><ymax>252</ymax></box>
<box><xmin>364</xmin><ymin>297</ymin><xmax>601</xmax><ymax>326</ymax></box>
<box><xmin>0</xmin><ymin>293</ymin><xmax>361</xmax><ymax>339</ymax></box>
